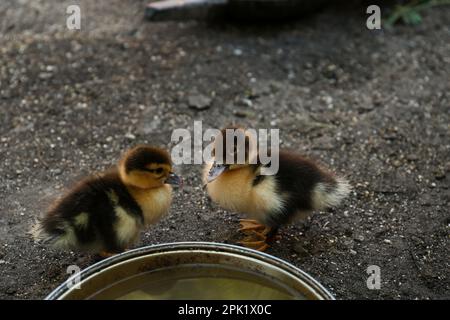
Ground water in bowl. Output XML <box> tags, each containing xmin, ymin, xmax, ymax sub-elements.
<box><xmin>89</xmin><ymin>263</ymin><xmax>304</xmax><ymax>300</ymax></box>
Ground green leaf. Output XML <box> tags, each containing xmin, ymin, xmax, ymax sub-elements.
<box><xmin>402</xmin><ymin>11</ymin><xmax>423</xmax><ymax>25</ymax></box>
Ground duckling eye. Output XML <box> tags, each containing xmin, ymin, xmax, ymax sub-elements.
<box><xmin>155</xmin><ymin>168</ymin><xmax>163</xmax><ymax>174</ymax></box>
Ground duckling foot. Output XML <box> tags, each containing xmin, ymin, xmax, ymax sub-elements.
<box><xmin>238</xmin><ymin>230</ymin><xmax>270</xmax><ymax>252</ymax></box>
<box><xmin>239</xmin><ymin>219</ymin><xmax>267</xmax><ymax>232</ymax></box>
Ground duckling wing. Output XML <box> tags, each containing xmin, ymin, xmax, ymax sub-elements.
<box><xmin>41</xmin><ymin>171</ymin><xmax>143</xmax><ymax>252</ymax></box>
<box><xmin>267</xmin><ymin>151</ymin><xmax>350</xmax><ymax>224</ymax></box>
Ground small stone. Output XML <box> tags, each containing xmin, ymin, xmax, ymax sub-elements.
<box><xmin>358</xmin><ymin>104</ymin><xmax>374</xmax><ymax>112</ymax></box>
<box><xmin>383</xmin><ymin>239</ymin><xmax>392</xmax><ymax>244</ymax></box>
<box><xmin>233</xmin><ymin>48</ymin><xmax>243</xmax><ymax>56</ymax></box>
<box><xmin>5</xmin><ymin>287</ymin><xmax>16</xmax><ymax>295</ymax></box>
<box><xmin>322</xmin><ymin>64</ymin><xmax>337</xmax><ymax>79</ymax></box>
<box><xmin>1</xmin><ymin>89</ymin><xmax>11</xmax><ymax>99</ymax></box>
<box><xmin>382</xmin><ymin>133</ymin><xmax>397</xmax><ymax>140</ymax></box>
<box><xmin>322</xmin><ymin>95</ymin><xmax>333</xmax><ymax>108</ymax></box>
<box><xmin>420</xmin><ymin>194</ymin><xmax>433</xmax><ymax>206</ymax></box>
<box><xmin>293</xmin><ymin>244</ymin><xmax>309</xmax><ymax>257</ymax></box>
<box><xmin>240</xmin><ymin>98</ymin><xmax>253</xmax><ymax>107</ymax></box>
<box><xmin>434</xmin><ymin>169</ymin><xmax>446</xmax><ymax>180</ymax></box>
<box><xmin>125</xmin><ymin>133</ymin><xmax>136</xmax><ymax>140</ymax></box>
<box><xmin>350</xmin><ymin>249</ymin><xmax>357</xmax><ymax>255</ymax></box>
<box><xmin>75</xmin><ymin>102</ymin><xmax>88</xmax><ymax>109</ymax></box>
<box><xmin>182</xmin><ymin>186</ymin><xmax>193</xmax><ymax>194</ymax></box>
<box><xmin>39</xmin><ymin>72</ymin><xmax>52</xmax><ymax>80</ymax></box>
<box><xmin>233</xmin><ymin>110</ymin><xmax>248</xmax><ymax>118</ymax></box>
<box><xmin>342</xmin><ymin>238</ymin><xmax>354</xmax><ymax>249</ymax></box>
<box><xmin>188</xmin><ymin>94</ymin><xmax>212</xmax><ymax>110</ymax></box>
<box><xmin>354</xmin><ymin>235</ymin><xmax>365</xmax><ymax>242</ymax></box>
<box><xmin>249</xmin><ymin>82</ymin><xmax>271</xmax><ymax>97</ymax></box>
<box><xmin>407</xmin><ymin>154</ymin><xmax>419</xmax><ymax>161</ymax></box>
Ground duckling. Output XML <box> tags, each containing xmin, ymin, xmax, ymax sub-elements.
<box><xmin>37</xmin><ymin>145</ymin><xmax>182</xmax><ymax>257</ymax></box>
<box><xmin>204</xmin><ymin>127</ymin><xmax>351</xmax><ymax>251</ymax></box>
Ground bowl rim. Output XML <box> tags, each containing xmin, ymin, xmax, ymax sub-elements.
<box><xmin>46</xmin><ymin>241</ymin><xmax>335</xmax><ymax>300</ymax></box>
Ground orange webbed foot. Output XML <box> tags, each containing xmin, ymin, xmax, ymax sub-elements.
<box><xmin>238</xmin><ymin>220</ymin><xmax>272</xmax><ymax>251</ymax></box>
<box><xmin>239</xmin><ymin>219</ymin><xmax>269</xmax><ymax>232</ymax></box>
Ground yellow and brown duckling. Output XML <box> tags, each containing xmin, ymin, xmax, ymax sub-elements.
<box><xmin>204</xmin><ymin>127</ymin><xmax>351</xmax><ymax>251</ymax></box>
<box><xmin>38</xmin><ymin>145</ymin><xmax>182</xmax><ymax>257</ymax></box>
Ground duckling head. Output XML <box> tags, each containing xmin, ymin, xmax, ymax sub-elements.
<box><xmin>207</xmin><ymin>126</ymin><xmax>256</xmax><ymax>183</ymax></box>
<box><xmin>119</xmin><ymin>145</ymin><xmax>182</xmax><ymax>189</ymax></box>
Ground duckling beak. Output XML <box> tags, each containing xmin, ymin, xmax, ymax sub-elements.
<box><xmin>206</xmin><ymin>163</ymin><xmax>229</xmax><ymax>183</ymax></box>
<box><xmin>165</xmin><ymin>172</ymin><xmax>183</xmax><ymax>187</ymax></box>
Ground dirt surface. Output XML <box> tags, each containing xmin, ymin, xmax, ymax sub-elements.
<box><xmin>0</xmin><ymin>0</ymin><xmax>449</xmax><ymax>300</ymax></box>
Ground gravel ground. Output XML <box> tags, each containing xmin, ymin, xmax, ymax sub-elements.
<box><xmin>0</xmin><ymin>0</ymin><xmax>449</xmax><ymax>300</ymax></box>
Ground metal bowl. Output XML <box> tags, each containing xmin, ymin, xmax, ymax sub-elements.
<box><xmin>46</xmin><ymin>242</ymin><xmax>334</xmax><ymax>300</ymax></box>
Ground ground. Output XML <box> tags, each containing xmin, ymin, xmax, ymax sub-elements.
<box><xmin>0</xmin><ymin>0</ymin><xmax>449</xmax><ymax>300</ymax></box>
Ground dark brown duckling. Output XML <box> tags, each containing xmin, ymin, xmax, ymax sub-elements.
<box><xmin>204</xmin><ymin>127</ymin><xmax>350</xmax><ymax>251</ymax></box>
<box><xmin>37</xmin><ymin>145</ymin><xmax>182</xmax><ymax>257</ymax></box>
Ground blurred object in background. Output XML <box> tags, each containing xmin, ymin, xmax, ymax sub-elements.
<box><xmin>386</xmin><ymin>0</ymin><xmax>450</xmax><ymax>27</ymax></box>
<box><xmin>145</xmin><ymin>0</ymin><xmax>329</xmax><ymax>21</ymax></box>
